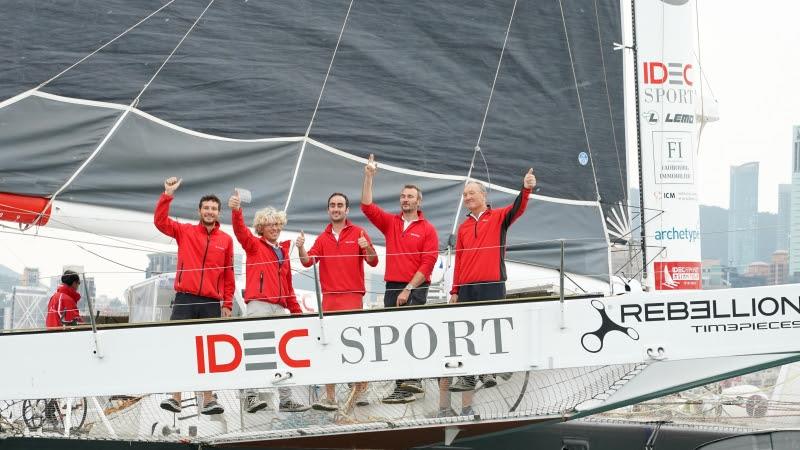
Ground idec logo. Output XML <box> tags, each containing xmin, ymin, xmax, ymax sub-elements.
<box><xmin>654</xmin><ymin>261</ymin><xmax>701</xmax><ymax>290</ymax></box>
<box><xmin>195</xmin><ymin>328</ymin><xmax>310</xmax><ymax>374</ymax></box>
<box><xmin>643</xmin><ymin>62</ymin><xmax>693</xmax><ymax>86</ymax></box>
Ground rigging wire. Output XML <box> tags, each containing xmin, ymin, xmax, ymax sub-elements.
<box><xmin>558</xmin><ymin>0</ymin><xmax>602</xmax><ymax>203</ymax></box>
<box><xmin>23</xmin><ymin>0</ymin><xmax>217</xmax><ymax>232</ymax></box>
<box><xmin>33</xmin><ymin>0</ymin><xmax>180</xmax><ymax>92</ymax></box>
<box><xmin>592</xmin><ymin>0</ymin><xmax>627</xmax><ymax>203</ymax></box>
<box><xmin>284</xmin><ymin>0</ymin><xmax>355</xmax><ymax>212</ymax></box>
<box><xmin>449</xmin><ymin>0</ymin><xmax>519</xmax><ymax>238</ymax></box>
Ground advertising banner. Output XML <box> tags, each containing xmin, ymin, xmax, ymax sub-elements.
<box><xmin>635</xmin><ymin>0</ymin><xmax>702</xmax><ymax>290</ymax></box>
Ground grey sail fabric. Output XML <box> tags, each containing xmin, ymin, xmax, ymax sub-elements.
<box><xmin>0</xmin><ymin>0</ymin><xmax>625</xmax><ymax>280</ymax></box>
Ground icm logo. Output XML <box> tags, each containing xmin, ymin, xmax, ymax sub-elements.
<box><xmin>581</xmin><ymin>300</ymin><xmax>639</xmax><ymax>353</ymax></box>
<box><xmin>644</xmin><ymin>111</ymin><xmax>659</xmax><ymax>124</ymax></box>
<box><xmin>194</xmin><ymin>328</ymin><xmax>310</xmax><ymax>374</ymax></box>
<box><xmin>654</xmin><ymin>227</ymin><xmax>700</xmax><ymax>243</ymax></box>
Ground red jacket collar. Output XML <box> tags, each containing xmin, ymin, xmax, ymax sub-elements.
<box><xmin>324</xmin><ymin>219</ymin><xmax>354</xmax><ymax>235</ymax></box>
<box><xmin>396</xmin><ymin>210</ymin><xmax>427</xmax><ymax>221</ymax></box>
<box><xmin>195</xmin><ymin>220</ymin><xmax>221</xmax><ymax>233</ymax></box>
<box><xmin>57</xmin><ymin>284</ymin><xmax>81</xmax><ymax>302</ymax></box>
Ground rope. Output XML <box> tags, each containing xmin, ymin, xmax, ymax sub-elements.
<box><xmin>34</xmin><ymin>0</ymin><xmax>179</xmax><ymax>91</ymax></box>
<box><xmin>284</xmin><ymin>0</ymin><xmax>355</xmax><ymax>211</ymax></box>
<box><xmin>592</xmin><ymin>0</ymin><xmax>626</xmax><ymax>202</ymax></box>
<box><xmin>557</xmin><ymin>0</ymin><xmax>602</xmax><ymax>203</ymax></box>
<box><xmin>449</xmin><ymin>0</ymin><xmax>519</xmax><ymax>237</ymax></box>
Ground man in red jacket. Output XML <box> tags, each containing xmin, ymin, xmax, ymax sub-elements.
<box><xmin>155</xmin><ymin>177</ymin><xmax>234</xmax><ymax>416</ymax></box>
<box><xmin>442</xmin><ymin>168</ymin><xmax>536</xmax><ymax>416</ymax></box>
<box><xmin>45</xmin><ymin>270</ymin><xmax>83</xmax><ymax>328</ymax></box>
<box><xmin>361</xmin><ymin>154</ymin><xmax>439</xmax><ymax>404</ymax></box>
<box><xmin>296</xmin><ymin>192</ymin><xmax>378</xmax><ymax>411</ymax></box>
<box><xmin>228</xmin><ymin>191</ymin><xmax>309</xmax><ymax>414</ymax></box>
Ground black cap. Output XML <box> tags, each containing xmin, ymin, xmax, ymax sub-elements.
<box><xmin>61</xmin><ymin>270</ymin><xmax>80</xmax><ymax>286</ymax></box>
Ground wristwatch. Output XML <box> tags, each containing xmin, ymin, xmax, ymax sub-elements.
<box><xmin>404</xmin><ymin>283</ymin><xmax>415</xmax><ymax>291</ymax></box>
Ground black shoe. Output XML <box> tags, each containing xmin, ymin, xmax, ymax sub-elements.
<box><xmin>279</xmin><ymin>400</ymin><xmax>311</xmax><ymax>412</ymax></box>
<box><xmin>381</xmin><ymin>388</ymin><xmax>415</xmax><ymax>404</ymax></box>
<box><xmin>449</xmin><ymin>376</ymin><xmax>476</xmax><ymax>392</ymax></box>
<box><xmin>201</xmin><ymin>400</ymin><xmax>224</xmax><ymax>415</ymax></box>
<box><xmin>245</xmin><ymin>396</ymin><xmax>268</xmax><ymax>413</ymax></box>
<box><xmin>480</xmin><ymin>374</ymin><xmax>497</xmax><ymax>389</ymax></box>
<box><xmin>160</xmin><ymin>398</ymin><xmax>181</xmax><ymax>413</ymax></box>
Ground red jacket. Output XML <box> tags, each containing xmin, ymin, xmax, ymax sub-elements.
<box><xmin>301</xmin><ymin>220</ymin><xmax>378</xmax><ymax>295</ymax></box>
<box><xmin>232</xmin><ymin>208</ymin><xmax>302</xmax><ymax>314</ymax></box>
<box><xmin>45</xmin><ymin>285</ymin><xmax>83</xmax><ymax>328</ymax></box>
<box><xmin>154</xmin><ymin>194</ymin><xmax>235</xmax><ymax>309</ymax></box>
<box><xmin>451</xmin><ymin>187</ymin><xmax>531</xmax><ymax>295</ymax></box>
<box><xmin>361</xmin><ymin>203</ymin><xmax>439</xmax><ymax>283</ymax></box>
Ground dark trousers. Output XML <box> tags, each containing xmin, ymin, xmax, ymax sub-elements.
<box><xmin>170</xmin><ymin>292</ymin><xmax>221</xmax><ymax>320</ymax></box>
<box><xmin>383</xmin><ymin>282</ymin><xmax>429</xmax><ymax>307</ymax></box>
<box><xmin>384</xmin><ymin>281</ymin><xmax>428</xmax><ymax>388</ymax></box>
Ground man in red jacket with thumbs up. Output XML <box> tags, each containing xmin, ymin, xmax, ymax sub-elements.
<box><xmin>297</xmin><ymin>192</ymin><xmax>378</xmax><ymax>411</ymax></box>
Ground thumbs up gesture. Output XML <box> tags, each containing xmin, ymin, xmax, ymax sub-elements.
<box><xmin>365</xmin><ymin>153</ymin><xmax>377</xmax><ymax>176</ymax></box>
<box><xmin>164</xmin><ymin>177</ymin><xmax>182</xmax><ymax>196</ymax></box>
<box><xmin>523</xmin><ymin>168</ymin><xmax>536</xmax><ymax>190</ymax></box>
<box><xmin>357</xmin><ymin>230</ymin><xmax>370</xmax><ymax>249</ymax></box>
<box><xmin>296</xmin><ymin>230</ymin><xmax>306</xmax><ymax>249</ymax></box>
<box><xmin>228</xmin><ymin>190</ymin><xmax>241</xmax><ymax>211</ymax></box>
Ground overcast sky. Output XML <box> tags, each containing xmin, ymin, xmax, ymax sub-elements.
<box><xmin>696</xmin><ymin>0</ymin><xmax>800</xmax><ymax>213</ymax></box>
<box><xmin>1</xmin><ymin>0</ymin><xmax>797</xmax><ymax>298</ymax></box>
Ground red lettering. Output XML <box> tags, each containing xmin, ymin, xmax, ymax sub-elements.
<box><xmin>207</xmin><ymin>334</ymin><xmax>242</xmax><ymax>373</ymax></box>
<box><xmin>279</xmin><ymin>329</ymin><xmax>310</xmax><ymax>368</ymax></box>
<box><xmin>683</xmin><ymin>63</ymin><xmax>693</xmax><ymax>86</ymax></box>
<box><xmin>195</xmin><ymin>335</ymin><xmax>206</xmax><ymax>374</ymax></box>
<box><xmin>646</xmin><ymin>62</ymin><xmax>668</xmax><ymax>84</ymax></box>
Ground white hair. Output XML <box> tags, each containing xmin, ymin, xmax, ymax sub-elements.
<box><xmin>464</xmin><ymin>180</ymin><xmax>487</xmax><ymax>194</ymax></box>
<box><xmin>253</xmin><ymin>206</ymin><xmax>287</xmax><ymax>235</ymax></box>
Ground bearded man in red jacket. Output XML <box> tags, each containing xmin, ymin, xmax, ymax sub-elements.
<box><xmin>155</xmin><ymin>176</ymin><xmax>234</xmax><ymax>416</ymax></box>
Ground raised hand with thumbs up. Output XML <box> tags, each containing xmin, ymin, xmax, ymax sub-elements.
<box><xmin>357</xmin><ymin>230</ymin><xmax>369</xmax><ymax>249</ymax></box>
<box><xmin>296</xmin><ymin>230</ymin><xmax>306</xmax><ymax>249</ymax></box>
<box><xmin>523</xmin><ymin>167</ymin><xmax>536</xmax><ymax>190</ymax></box>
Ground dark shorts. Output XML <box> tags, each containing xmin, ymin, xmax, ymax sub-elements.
<box><xmin>170</xmin><ymin>292</ymin><xmax>221</xmax><ymax>320</ymax></box>
<box><xmin>457</xmin><ymin>281</ymin><xmax>506</xmax><ymax>303</ymax></box>
<box><xmin>383</xmin><ymin>282</ymin><xmax>429</xmax><ymax>308</ymax></box>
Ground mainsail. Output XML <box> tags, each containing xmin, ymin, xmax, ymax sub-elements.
<box><xmin>0</xmin><ymin>0</ymin><xmax>626</xmax><ymax>282</ymax></box>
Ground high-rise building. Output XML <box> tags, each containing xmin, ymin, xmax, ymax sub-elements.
<box><xmin>20</xmin><ymin>267</ymin><xmax>40</xmax><ymax>287</ymax></box>
<box><xmin>146</xmin><ymin>252</ymin><xmax>177</xmax><ymax>278</ymax></box>
<box><xmin>778</xmin><ymin>184</ymin><xmax>791</xmax><ymax>251</ymax></box>
<box><xmin>791</xmin><ymin>126</ymin><xmax>800</xmax><ymax>276</ymax></box>
<box><xmin>728</xmin><ymin>162</ymin><xmax>759</xmax><ymax>270</ymax></box>
<box><xmin>771</xmin><ymin>250</ymin><xmax>789</xmax><ymax>285</ymax></box>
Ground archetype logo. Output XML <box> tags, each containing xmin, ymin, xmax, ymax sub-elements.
<box><xmin>581</xmin><ymin>300</ymin><xmax>639</xmax><ymax>353</ymax></box>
